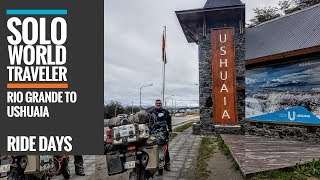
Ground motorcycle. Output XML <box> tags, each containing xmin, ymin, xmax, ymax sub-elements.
<box><xmin>105</xmin><ymin>111</ymin><xmax>169</xmax><ymax>180</ymax></box>
<box><xmin>0</xmin><ymin>155</ymin><xmax>70</xmax><ymax>180</ymax></box>
<box><xmin>105</xmin><ymin>140</ymin><xmax>166</xmax><ymax>180</ymax></box>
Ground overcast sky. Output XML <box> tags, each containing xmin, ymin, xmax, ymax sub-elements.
<box><xmin>104</xmin><ymin>0</ymin><xmax>280</xmax><ymax>107</ymax></box>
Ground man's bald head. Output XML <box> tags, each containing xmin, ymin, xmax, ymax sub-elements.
<box><xmin>155</xmin><ymin>99</ymin><xmax>162</xmax><ymax>109</ymax></box>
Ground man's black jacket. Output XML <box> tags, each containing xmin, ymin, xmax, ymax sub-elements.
<box><xmin>147</xmin><ymin>107</ymin><xmax>172</xmax><ymax>133</ymax></box>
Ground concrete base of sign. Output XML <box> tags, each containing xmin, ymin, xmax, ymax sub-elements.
<box><xmin>192</xmin><ymin>122</ymin><xmax>202</xmax><ymax>135</ymax></box>
<box><xmin>214</xmin><ymin>125</ymin><xmax>243</xmax><ymax>134</ymax></box>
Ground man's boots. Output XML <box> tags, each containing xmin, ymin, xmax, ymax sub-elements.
<box><xmin>164</xmin><ymin>163</ymin><xmax>170</xmax><ymax>171</ymax></box>
<box><xmin>75</xmin><ymin>166</ymin><xmax>85</xmax><ymax>176</ymax></box>
<box><xmin>74</xmin><ymin>155</ymin><xmax>85</xmax><ymax>176</ymax></box>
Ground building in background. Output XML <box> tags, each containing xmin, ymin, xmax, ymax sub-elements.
<box><xmin>177</xmin><ymin>0</ymin><xmax>320</xmax><ymax>142</ymax></box>
<box><xmin>245</xmin><ymin>4</ymin><xmax>320</xmax><ymax>143</ymax></box>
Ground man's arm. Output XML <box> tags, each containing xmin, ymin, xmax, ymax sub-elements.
<box><xmin>146</xmin><ymin>107</ymin><xmax>154</xmax><ymax>113</ymax></box>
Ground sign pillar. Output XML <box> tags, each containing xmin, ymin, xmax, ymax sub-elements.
<box><xmin>175</xmin><ymin>0</ymin><xmax>245</xmax><ymax>135</ymax></box>
<box><xmin>212</xmin><ymin>27</ymin><xmax>238</xmax><ymax>126</ymax></box>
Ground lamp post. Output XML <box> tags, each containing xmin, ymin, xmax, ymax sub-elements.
<box><xmin>115</xmin><ymin>101</ymin><xmax>118</xmax><ymax>117</ymax></box>
<box><xmin>131</xmin><ymin>101</ymin><xmax>133</xmax><ymax>114</ymax></box>
<box><xmin>140</xmin><ymin>84</ymin><xmax>153</xmax><ymax>109</ymax></box>
<box><xmin>164</xmin><ymin>95</ymin><xmax>175</xmax><ymax>107</ymax></box>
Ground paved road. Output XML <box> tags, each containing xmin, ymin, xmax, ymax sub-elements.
<box><xmin>153</xmin><ymin>128</ymin><xmax>201</xmax><ymax>180</ymax></box>
<box><xmin>171</xmin><ymin>116</ymin><xmax>199</xmax><ymax>128</ymax></box>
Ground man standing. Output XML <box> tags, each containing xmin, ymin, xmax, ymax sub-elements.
<box><xmin>147</xmin><ymin>99</ymin><xmax>172</xmax><ymax>171</ymax></box>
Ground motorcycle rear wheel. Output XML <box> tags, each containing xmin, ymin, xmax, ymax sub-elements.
<box><xmin>7</xmin><ymin>167</ymin><xmax>25</xmax><ymax>180</ymax></box>
<box><xmin>129</xmin><ymin>168</ymin><xmax>147</xmax><ymax>180</ymax></box>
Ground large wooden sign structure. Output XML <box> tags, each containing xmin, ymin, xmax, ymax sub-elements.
<box><xmin>176</xmin><ymin>0</ymin><xmax>245</xmax><ymax>134</ymax></box>
<box><xmin>211</xmin><ymin>27</ymin><xmax>238</xmax><ymax>125</ymax></box>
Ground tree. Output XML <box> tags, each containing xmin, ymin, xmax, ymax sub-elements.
<box><xmin>284</xmin><ymin>0</ymin><xmax>320</xmax><ymax>13</ymax></box>
<box><xmin>104</xmin><ymin>101</ymin><xmax>125</xmax><ymax>119</ymax></box>
<box><xmin>249</xmin><ymin>7</ymin><xmax>280</xmax><ymax>27</ymax></box>
<box><xmin>299</xmin><ymin>0</ymin><xmax>320</xmax><ymax>7</ymax></box>
<box><xmin>124</xmin><ymin>105</ymin><xmax>140</xmax><ymax>115</ymax></box>
<box><xmin>249</xmin><ymin>0</ymin><xmax>320</xmax><ymax>27</ymax></box>
<box><xmin>278</xmin><ymin>0</ymin><xmax>293</xmax><ymax>14</ymax></box>
<box><xmin>104</xmin><ymin>101</ymin><xmax>142</xmax><ymax>119</ymax></box>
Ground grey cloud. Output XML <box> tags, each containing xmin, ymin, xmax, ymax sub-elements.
<box><xmin>104</xmin><ymin>0</ymin><xmax>279</xmax><ymax>107</ymax></box>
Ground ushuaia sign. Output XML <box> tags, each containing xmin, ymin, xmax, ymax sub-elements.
<box><xmin>211</xmin><ymin>27</ymin><xmax>238</xmax><ymax>125</ymax></box>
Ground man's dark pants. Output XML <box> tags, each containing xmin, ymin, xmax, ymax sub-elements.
<box><xmin>74</xmin><ymin>155</ymin><xmax>84</xmax><ymax>169</ymax></box>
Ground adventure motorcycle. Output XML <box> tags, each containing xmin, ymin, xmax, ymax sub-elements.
<box><xmin>105</xmin><ymin>111</ymin><xmax>169</xmax><ymax>180</ymax></box>
<box><xmin>0</xmin><ymin>155</ymin><xmax>70</xmax><ymax>180</ymax></box>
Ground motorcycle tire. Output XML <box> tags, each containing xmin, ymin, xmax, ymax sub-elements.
<box><xmin>130</xmin><ymin>168</ymin><xmax>147</xmax><ymax>180</ymax></box>
<box><xmin>129</xmin><ymin>169</ymin><xmax>139</xmax><ymax>180</ymax></box>
<box><xmin>158</xmin><ymin>168</ymin><xmax>164</xmax><ymax>175</ymax></box>
<box><xmin>7</xmin><ymin>167</ymin><xmax>25</xmax><ymax>180</ymax></box>
<box><xmin>7</xmin><ymin>167</ymin><xmax>38</xmax><ymax>180</ymax></box>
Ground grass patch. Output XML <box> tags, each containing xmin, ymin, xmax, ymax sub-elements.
<box><xmin>195</xmin><ymin>136</ymin><xmax>216</xmax><ymax>179</ymax></box>
<box><xmin>169</xmin><ymin>132</ymin><xmax>178</xmax><ymax>141</ymax></box>
<box><xmin>216</xmin><ymin>135</ymin><xmax>230</xmax><ymax>156</ymax></box>
<box><xmin>250</xmin><ymin>170</ymin><xmax>299</xmax><ymax>180</ymax></box>
<box><xmin>231</xmin><ymin>161</ymin><xmax>240</xmax><ymax>171</ymax></box>
<box><xmin>250</xmin><ymin>159</ymin><xmax>320</xmax><ymax>180</ymax></box>
<box><xmin>173</xmin><ymin>121</ymin><xmax>196</xmax><ymax>132</ymax></box>
<box><xmin>169</xmin><ymin>121</ymin><xmax>197</xmax><ymax>141</ymax></box>
<box><xmin>216</xmin><ymin>135</ymin><xmax>240</xmax><ymax>172</ymax></box>
<box><xmin>294</xmin><ymin>159</ymin><xmax>320</xmax><ymax>178</ymax></box>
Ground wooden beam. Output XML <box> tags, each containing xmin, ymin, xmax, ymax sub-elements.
<box><xmin>246</xmin><ymin>45</ymin><xmax>320</xmax><ymax>66</ymax></box>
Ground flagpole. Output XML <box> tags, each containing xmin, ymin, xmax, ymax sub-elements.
<box><xmin>162</xmin><ymin>26</ymin><xmax>166</xmax><ymax>103</ymax></box>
